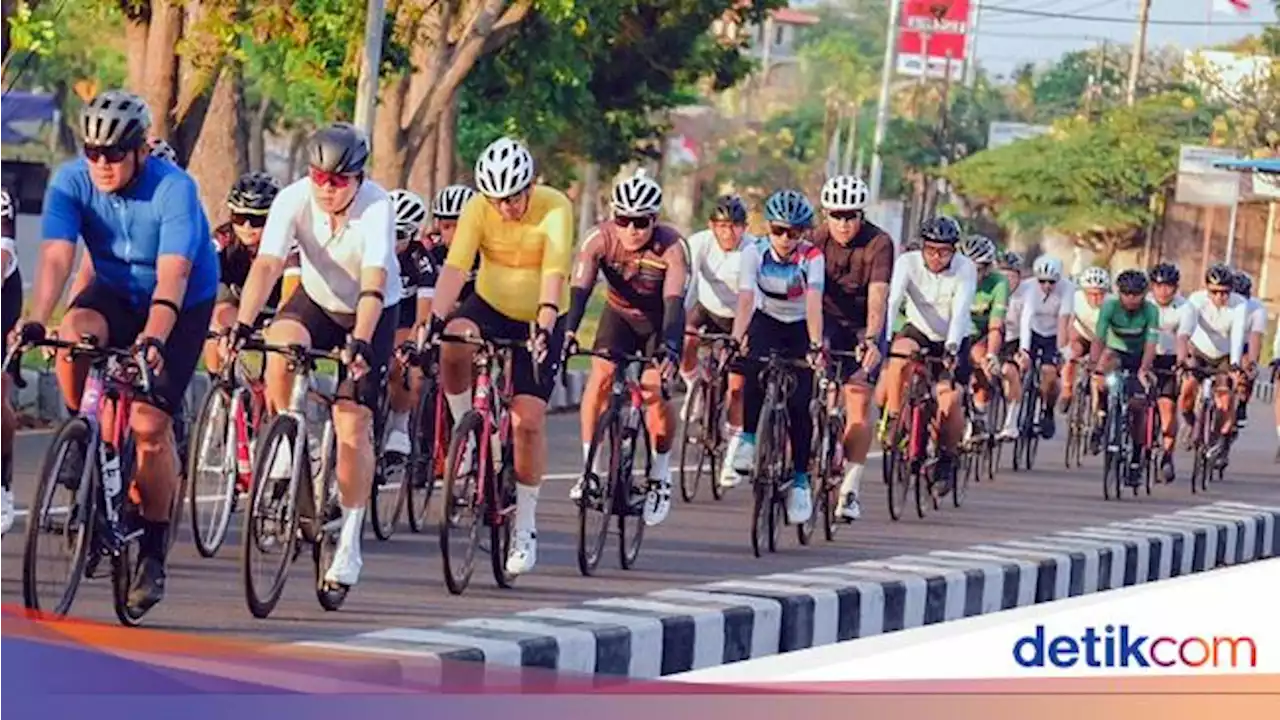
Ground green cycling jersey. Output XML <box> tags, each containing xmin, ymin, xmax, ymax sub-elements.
<box><xmin>969</xmin><ymin>272</ymin><xmax>1009</xmax><ymax>337</ymax></box>
<box><xmin>1096</xmin><ymin>296</ymin><xmax>1159</xmax><ymax>356</ymax></box>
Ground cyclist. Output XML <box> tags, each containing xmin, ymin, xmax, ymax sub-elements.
<box><xmin>1</xmin><ymin>188</ymin><xmax>20</xmax><ymax>534</ymax></box>
<box><xmin>728</xmin><ymin>189</ymin><xmax>824</xmax><ymax>524</ymax></box>
<box><xmin>15</xmin><ymin>90</ymin><xmax>218</xmax><ymax>614</ymax></box>
<box><xmin>428</xmin><ymin>136</ymin><xmax>573</xmax><ymax>576</ymax></box>
<box><xmin>203</xmin><ymin>172</ymin><xmax>296</xmax><ymax>375</ymax></box>
<box><xmin>565</xmin><ymin>170</ymin><xmax>687</xmax><ymax>527</ymax></box>
<box><xmin>1175</xmin><ymin>262</ymin><xmax>1249</xmax><ymax>465</ymax></box>
<box><xmin>226</xmin><ymin>122</ymin><xmax>400</xmax><ymax>591</ymax></box>
<box><xmin>384</xmin><ymin>189</ymin><xmax>439</xmax><ymax>455</ymax></box>
<box><xmin>681</xmin><ymin>195</ymin><xmax>751</xmax><ymax>490</ymax></box>
<box><xmin>812</xmin><ymin>175</ymin><xmax>891</xmax><ymax>522</ymax></box>
<box><xmin>1145</xmin><ymin>262</ymin><xmax>1185</xmax><ymax>482</ymax></box>
<box><xmin>958</xmin><ymin>234</ymin><xmax>1007</xmax><ymax>440</ymax></box>
<box><xmin>1015</xmin><ymin>255</ymin><xmax>1073</xmax><ymax>440</ymax></box>
<box><xmin>995</xmin><ymin>251</ymin><xmax>1028</xmax><ymax>439</ymax></box>
<box><xmin>1233</xmin><ymin>271</ymin><xmax>1266</xmax><ymax>427</ymax></box>
<box><xmin>1063</xmin><ymin>265</ymin><xmax>1109</xmax><ymax>438</ymax></box>
<box><xmin>1090</xmin><ymin>269</ymin><xmax>1160</xmax><ymax>487</ymax></box>
<box><xmin>427</xmin><ymin>184</ymin><xmax>479</xmax><ymax>310</ymax></box>
<box><xmin>882</xmin><ymin>217</ymin><xmax>977</xmax><ymax>493</ymax></box>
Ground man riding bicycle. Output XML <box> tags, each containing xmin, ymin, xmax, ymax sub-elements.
<box><xmin>958</xmin><ymin>235</ymin><xmax>1007</xmax><ymax>441</ymax></box>
<box><xmin>565</xmin><ymin>170</ymin><xmax>687</xmax><ymax>527</ymax></box>
<box><xmin>428</xmin><ymin>136</ymin><xmax>573</xmax><ymax>577</ymax></box>
<box><xmin>1090</xmin><ymin>269</ymin><xmax>1160</xmax><ymax>487</ymax></box>
<box><xmin>995</xmin><ymin>251</ymin><xmax>1028</xmax><ymax>440</ymax></box>
<box><xmin>1176</xmin><ymin>263</ymin><xmax>1249</xmax><ymax>466</ymax></box>
<box><xmin>1233</xmin><ymin>270</ymin><xmax>1266</xmax><ymax>428</ymax></box>
<box><xmin>226</xmin><ymin>122</ymin><xmax>401</xmax><ymax>591</ymax></box>
<box><xmin>1147</xmin><ymin>262</ymin><xmax>1185</xmax><ymax>482</ymax></box>
<box><xmin>1064</xmin><ymin>266</ymin><xmax>1110</xmax><ymax>438</ymax></box>
<box><xmin>681</xmin><ymin>195</ymin><xmax>752</xmax><ymax>491</ymax></box>
<box><xmin>1015</xmin><ymin>255</ymin><xmax>1072</xmax><ymax>440</ymax></box>
<box><xmin>812</xmin><ymin>175</ymin><xmax>891</xmax><ymax>521</ymax></box>
<box><xmin>15</xmin><ymin>90</ymin><xmax>218</xmax><ymax>615</ymax></box>
<box><xmin>728</xmin><ymin>189</ymin><xmax>825</xmax><ymax>525</ymax></box>
<box><xmin>882</xmin><ymin>217</ymin><xmax>977</xmax><ymax>493</ymax></box>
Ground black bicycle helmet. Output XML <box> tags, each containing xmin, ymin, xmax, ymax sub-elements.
<box><xmin>307</xmin><ymin>122</ymin><xmax>370</xmax><ymax>175</ymax></box>
<box><xmin>1232</xmin><ymin>270</ymin><xmax>1253</xmax><ymax>298</ymax></box>
<box><xmin>763</xmin><ymin>189</ymin><xmax>815</xmax><ymax>228</ymax></box>
<box><xmin>1149</xmin><ymin>261</ymin><xmax>1180</xmax><ymax>286</ymax></box>
<box><xmin>1115</xmin><ymin>269</ymin><xmax>1149</xmax><ymax>295</ymax></box>
<box><xmin>709</xmin><ymin>194</ymin><xmax>747</xmax><ymax>224</ymax></box>
<box><xmin>998</xmin><ymin>250</ymin><xmax>1024</xmax><ymax>271</ymax></box>
<box><xmin>1205</xmin><ymin>262</ymin><xmax>1234</xmax><ymax>287</ymax></box>
<box><xmin>227</xmin><ymin>171</ymin><xmax>281</xmax><ymax>215</ymax></box>
<box><xmin>919</xmin><ymin>216</ymin><xmax>961</xmax><ymax>246</ymax></box>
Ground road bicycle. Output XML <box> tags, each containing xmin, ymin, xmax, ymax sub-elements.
<box><xmin>1063</xmin><ymin>358</ymin><xmax>1095</xmax><ymax>469</ymax></box>
<box><xmin>1012</xmin><ymin>353</ymin><xmax>1043</xmax><ymax>471</ymax></box>
<box><xmin>367</xmin><ymin>340</ymin><xmax>420</xmax><ymax>541</ymax></box>
<box><xmin>882</xmin><ymin>349</ymin><xmax>952</xmax><ymax>521</ymax></box>
<box><xmin>12</xmin><ymin>336</ymin><xmax>184</xmax><ymax>627</ymax></box>
<box><xmin>744</xmin><ymin>349</ymin><xmax>813</xmax><ymax>557</ymax></box>
<box><xmin>808</xmin><ymin>349</ymin><xmax>861</xmax><ymax>541</ymax></box>
<box><xmin>1098</xmin><ymin>368</ymin><xmax>1154</xmax><ymax>501</ymax></box>
<box><xmin>571</xmin><ymin>348</ymin><xmax>666</xmax><ymax>575</ymax></box>
<box><xmin>677</xmin><ymin>331</ymin><xmax>736</xmax><ymax>503</ymax></box>
<box><xmin>1185</xmin><ymin>365</ymin><xmax>1236</xmax><ymax>494</ymax></box>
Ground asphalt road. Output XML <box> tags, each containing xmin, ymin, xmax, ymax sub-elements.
<box><xmin>3</xmin><ymin>400</ymin><xmax>1278</xmax><ymax>644</ymax></box>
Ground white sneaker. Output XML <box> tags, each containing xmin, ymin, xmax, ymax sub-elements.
<box><xmin>643</xmin><ymin>477</ymin><xmax>672</xmax><ymax>526</ymax></box>
<box><xmin>731</xmin><ymin>436</ymin><xmax>756</xmax><ymax>475</ymax></box>
<box><xmin>505</xmin><ymin>530</ymin><xmax>537</xmax><ymax>575</ymax></box>
<box><xmin>385</xmin><ymin>428</ymin><xmax>411</xmax><ymax>455</ymax></box>
<box><xmin>269</xmin><ymin>438</ymin><xmax>293</xmax><ymax>480</ymax></box>
<box><xmin>997</xmin><ymin>425</ymin><xmax>1019</xmax><ymax>441</ymax></box>
<box><xmin>787</xmin><ymin>483</ymin><xmax>813</xmax><ymax>524</ymax></box>
<box><xmin>1</xmin><ymin>488</ymin><xmax>15</xmax><ymax>535</ymax></box>
<box><xmin>569</xmin><ymin>476</ymin><xmax>585</xmax><ymax>501</ymax></box>
<box><xmin>323</xmin><ymin>533</ymin><xmax>363</xmax><ymax>586</ymax></box>
<box><xmin>836</xmin><ymin>491</ymin><xmax>862</xmax><ymax>521</ymax></box>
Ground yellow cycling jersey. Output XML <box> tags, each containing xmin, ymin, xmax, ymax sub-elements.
<box><xmin>445</xmin><ymin>185</ymin><xmax>575</xmax><ymax>322</ymax></box>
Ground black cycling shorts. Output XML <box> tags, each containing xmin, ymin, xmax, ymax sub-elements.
<box><xmin>69</xmin><ymin>279</ymin><xmax>214</xmax><ymax>414</ymax></box>
<box><xmin>686</xmin><ymin>302</ymin><xmax>733</xmax><ymax>336</ymax></box>
<box><xmin>2</xmin><ymin>270</ymin><xmax>21</xmax><ymax>368</ymax></box>
<box><xmin>398</xmin><ymin>298</ymin><xmax>418</xmax><ymax>330</ymax></box>
<box><xmin>825</xmin><ymin>319</ymin><xmax>875</xmax><ymax>385</ymax></box>
<box><xmin>593</xmin><ymin>305</ymin><xmax>661</xmax><ymax>358</ymax></box>
<box><xmin>1153</xmin><ymin>355</ymin><xmax>1178</xmax><ymax>399</ymax></box>
<box><xmin>898</xmin><ymin>323</ymin><xmax>973</xmax><ymax>386</ymax></box>
<box><xmin>276</xmin><ymin>289</ymin><xmax>397</xmax><ymax>410</ymax></box>
<box><xmin>1029</xmin><ymin>332</ymin><xmax>1060</xmax><ymax>366</ymax></box>
<box><xmin>447</xmin><ymin>292</ymin><xmax>565</xmax><ymax>402</ymax></box>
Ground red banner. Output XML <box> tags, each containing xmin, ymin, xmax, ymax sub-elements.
<box><xmin>896</xmin><ymin>0</ymin><xmax>971</xmax><ymax>79</ymax></box>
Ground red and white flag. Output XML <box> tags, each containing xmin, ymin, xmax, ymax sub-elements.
<box><xmin>1213</xmin><ymin>0</ymin><xmax>1252</xmax><ymax>13</ymax></box>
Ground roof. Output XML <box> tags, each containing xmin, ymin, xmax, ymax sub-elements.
<box><xmin>1</xmin><ymin>91</ymin><xmax>58</xmax><ymax>145</ymax></box>
<box><xmin>1213</xmin><ymin>157</ymin><xmax>1280</xmax><ymax>174</ymax></box>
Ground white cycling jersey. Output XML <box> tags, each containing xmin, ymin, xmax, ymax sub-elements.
<box><xmin>1</xmin><ymin>235</ymin><xmax>15</xmax><ymax>281</ymax></box>
<box><xmin>884</xmin><ymin>250</ymin><xmax>977</xmax><ymax>348</ymax></box>
<box><xmin>1148</xmin><ymin>293</ymin><xmax>1186</xmax><ymax>357</ymax></box>
<box><xmin>1071</xmin><ymin>288</ymin><xmax>1109</xmax><ymax>341</ymax></box>
<box><xmin>1245</xmin><ymin>297</ymin><xmax>1268</xmax><ymax>337</ymax></box>
<box><xmin>260</xmin><ymin>178</ymin><xmax>401</xmax><ymax>315</ymax></box>
<box><xmin>685</xmin><ymin>228</ymin><xmax>751</xmax><ymax>318</ymax></box>
<box><xmin>1018</xmin><ymin>278</ymin><xmax>1075</xmax><ymax>350</ymax></box>
<box><xmin>1004</xmin><ymin>280</ymin><xmax>1031</xmax><ymax>343</ymax></box>
<box><xmin>1177</xmin><ymin>290</ymin><xmax>1248</xmax><ymax>364</ymax></box>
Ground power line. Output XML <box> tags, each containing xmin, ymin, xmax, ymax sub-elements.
<box><xmin>982</xmin><ymin>3</ymin><xmax>1271</xmax><ymax>26</ymax></box>
<box><xmin>982</xmin><ymin>0</ymin><xmax>1118</xmax><ymax>26</ymax></box>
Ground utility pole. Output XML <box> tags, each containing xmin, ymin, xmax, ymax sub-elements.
<box><xmin>353</xmin><ymin>0</ymin><xmax>386</xmax><ymax>139</ymax></box>
<box><xmin>962</xmin><ymin>0</ymin><xmax>983</xmax><ymax>89</ymax></box>
<box><xmin>1125</xmin><ymin>0</ymin><xmax>1152</xmax><ymax>106</ymax></box>
<box><xmin>869</xmin><ymin>0</ymin><xmax>904</xmax><ymax>204</ymax></box>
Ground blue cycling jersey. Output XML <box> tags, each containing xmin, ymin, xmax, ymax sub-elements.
<box><xmin>42</xmin><ymin>157</ymin><xmax>218</xmax><ymax>309</ymax></box>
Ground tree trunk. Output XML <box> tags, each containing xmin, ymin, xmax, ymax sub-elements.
<box><xmin>434</xmin><ymin>91</ymin><xmax>458</xmax><ymax>189</ymax></box>
<box><xmin>372</xmin><ymin>74</ymin><xmax>410</xmax><ymax>187</ymax></box>
<box><xmin>414</xmin><ymin>126</ymin><xmax>439</xmax><ymax>202</ymax></box>
<box><xmin>286</xmin><ymin>127</ymin><xmax>307</xmax><ymax>180</ymax></box>
<box><xmin>187</xmin><ymin>67</ymin><xmax>247</xmax><ymax>225</ymax></box>
<box><xmin>142</xmin><ymin>0</ymin><xmax>183</xmax><ymax>139</ymax></box>
<box><xmin>120</xmin><ymin>3</ymin><xmax>151</xmax><ymax>92</ymax></box>
<box><xmin>248</xmin><ymin>94</ymin><xmax>269</xmax><ymax>172</ymax></box>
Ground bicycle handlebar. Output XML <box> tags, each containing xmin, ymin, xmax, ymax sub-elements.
<box><xmin>7</xmin><ymin>336</ymin><xmax>156</xmax><ymax>396</ymax></box>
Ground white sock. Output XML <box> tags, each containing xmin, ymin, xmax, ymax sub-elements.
<box><xmin>652</xmin><ymin>451</ymin><xmax>671</xmax><ymax>481</ymax></box>
<box><xmin>390</xmin><ymin>409</ymin><xmax>410</xmax><ymax>433</ymax></box>
<box><xmin>680</xmin><ymin>369</ymin><xmax>696</xmax><ymax>386</ymax></box>
<box><xmin>582</xmin><ymin>441</ymin><xmax>592</xmax><ymax>465</ymax></box>
<box><xmin>515</xmin><ymin>484</ymin><xmax>539</xmax><ymax>534</ymax></box>
<box><xmin>840</xmin><ymin>463</ymin><xmax>865</xmax><ymax>496</ymax></box>
<box><xmin>1004</xmin><ymin>402</ymin><xmax>1022</xmax><ymax>430</ymax></box>
<box><xmin>446</xmin><ymin>391</ymin><xmax>472</xmax><ymax>423</ymax></box>
<box><xmin>339</xmin><ymin>505</ymin><xmax>365</xmax><ymax>551</ymax></box>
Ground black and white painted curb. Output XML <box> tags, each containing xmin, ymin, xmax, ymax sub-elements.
<box><xmin>295</xmin><ymin>500</ymin><xmax>1279</xmax><ymax>680</ymax></box>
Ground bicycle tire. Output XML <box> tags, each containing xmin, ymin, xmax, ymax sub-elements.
<box><xmin>22</xmin><ymin>417</ymin><xmax>96</xmax><ymax>618</ymax></box>
<box><xmin>406</xmin><ymin>385</ymin><xmax>442</xmax><ymax>534</ymax></box>
<box><xmin>885</xmin><ymin>411</ymin><xmax>911</xmax><ymax>521</ymax></box>
<box><xmin>749</xmin><ymin>396</ymin><xmax>778</xmax><ymax>557</ymax></box>
<box><xmin>310</xmin><ymin>427</ymin><xmax>348</xmax><ymax>612</ymax></box>
<box><xmin>768</xmin><ymin>403</ymin><xmax>790</xmax><ymax>553</ymax></box>
<box><xmin>188</xmin><ymin>385</ymin><xmax>236</xmax><ymax>558</ymax></box>
<box><xmin>488</xmin><ymin>463</ymin><xmax>517</xmax><ymax>589</ymax></box>
<box><xmin>707</xmin><ymin>376</ymin><xmax>728</xmax><ymax>502</ymax></box>
<box><xmin>798</xmin><ymin>404</ymin><xmax>823</xmax><ymax>546</ymax></box>
<box><xmin>820</xmin><ymin>418</ymin><xmax>841</xmax><ymax>542</ymax></box>
<box><xmin>677</xmin><ymin>379</ymin><xmax>707</xmax><ymax>503</ymax></box>
<box><xmin>578</xmin><ymin>410</ymin><xmax>616</xmax><ymax>576</ymax></box>
<box><xmin>618</xmin><ymin>418</ymin><xmax>649</xmax><ymax>570</ymax></box>
<box><xmin>369</xmin><ymin>391</ymin><xmax>405</xmax><ymax>541</ymax></box>
<box><xmin>439</xmin><ymin>410</ymin><xmax>484</xmax><ymax>595</ymax></box>
<box><xmin>240</xmin><ymin>414</ymin><xmax>304</xmax><ymax>619</ymax></box>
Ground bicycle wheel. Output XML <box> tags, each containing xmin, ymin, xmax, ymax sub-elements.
<box><xmin>22</xmin><ymin>417</ymin><xmax>96</xmax><ymax>618</ymax></box>
<box><xmin>578</xmin><ymin>410</ymin><xmax>616</xmax><ymax>576</ymax></box>
<box><xmin>953</xmin><ymin>448</ymin><xmax>972</xmax><ymax>509</ymax></box>
<box><xmin>309</xmin><ymin>428</ymin><xmax>348</xmax><ymax>612</ymax></box>
<box><xmin>406</xmin><ymin>385</ymin><xmax>442</xmax><ymax>534</ymax></box>
<box><xmin>188</xmin><ymin>384</ymin><xmax>237</xmax><ymax>558</ymax></box>
<box><xmin>488</xmin><ymin>463</ymin><xmax>517</xmax><ymax>589</ymax></box>
<box><xmin>912</xmin><ymin>408</ymin><xmax>931</xmax><ymax>520</ymax></box>
<box><xmin>749</xmin><ymin>401</ymin><xmax>779</xmax><ymax>558</ymax></box>
<box><xmin>819</xmin><ymin>420</ymin><xmax>841</xmax><ymax>542</ymax></box>
<box><xmin>439</xmin><ymin>410</ymin><xmax>484</xmax><ymax>595</ymax></box>
<box><xmin>369</xmin><ymin>393</ymin><xmax>405</xmax><ymax>541</ymax></box>
<box><xmin>798</xmin><ymin>405</ymin><xmax>823</xmax><ymax>546</ymax></box>
<box><xmin>240</xmin><ymin>414</ymin><xmax>304</xmax><ymax>619</ymax></box>
<box><xmin>678</xmin><ymin>379</ymin><xmax>707</xmax><ymax>503</ymax></box>
<box><xmin>885</xmin><ymin>412</ymin><xmax>911</xmax><ymax>521</ymax></box>
<box><xmin>618</xmin><ymin>420</ymin><xmax>649</xmax><ymax>570</ymax></box>
<box><xmin>707</xmin><ymin>379</ymin><xmax>728</xmax><ymax>502</ymax></box>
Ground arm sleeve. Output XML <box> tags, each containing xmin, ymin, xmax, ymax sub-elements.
<box><xmin>538</xmin><ymin>195</ymin><xmax>575</xmax><ymax>281</ymax></box>
<box><xmin>570</xmin><ymin>228</ymin><xmax>604</xmax><ymax>290</ymax></box>
<box><xmin>884</xmin><ymin>259</ymin><xmax>907</xmax><ymax>345</ymax></box>
<box><xmin>1058</xmin><ymin>285</ymin><xmax>1075</xmax><ymax>317</ymax></box>
<box><xmin>1020</xmin><ymin>288</ymin><xmax>1036</xmax><ymax>351</ymax></box>
<box><xmin>41</xmin><ymin>164</ymin><xmax>84</xmax><ymax>244</ymax></box>
<box><xmin>946</xmin><ymin>262</ymin><xmax>977</xmax><ymax>348</ymax></box>
<box><xmin>445</xmin><ymin>197</ymin><xmax>484</xmax><ymax>272</ymax></box>
<box><xmin>737</xmin><ymin>242</ymin><xmax>761</xmax><ymax>294</ymax></box>
<box><xmin>805</xmin><ymin>250</ymin><xmax>826</xmax><ymax>293</ymax></box>
<box><xmin>989</xmin><ymin>275</ymin><xmax>1009</xmax><ymax>323</ymax></box>
<box><xmin>1229</xmin><ymin>304</ymin><xmax>1246</xmax><ymax>365</ymax></box>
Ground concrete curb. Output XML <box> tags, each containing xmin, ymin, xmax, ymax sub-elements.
<box><xmin>295</xmin><ymin>500</ymin><xmax>1279</xmax><ymax>680</ymax></box>
<box><xmin>13</xmin><ymin>368</ymin><xmax>592</xmax><ymax>422</ymax></box>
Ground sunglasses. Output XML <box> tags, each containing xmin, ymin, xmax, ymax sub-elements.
<box><xmin>1208</xmin><ymin>287</ymin><xmax>1231</xmax><ymax>297</ymax></box>
<box><xmin>488</xmin><ymin>189</ymin><xmax>529</xmax><ymax>208</ymax></box>
<box><xmin>922</xmin><ymin>245</ymin><xmax>955</xmax><ymax>259</ymax></box>
<box><xmin>769</xmin><ymin>224</ymin><xmax>804</xmax><ymax>239</ymax></box>
<box><xmin>308</xmin><ymin>167</ymin><xmax>355</xmax><ymax>188</ymax></box>
<box><xmin>84</xmin><ymin>144</ymin><xmax>134</xmax><ymax>164</ymax></box>
<box><xmin>828</xmin><ymin>210</ymin><xmax>863</xmax><ymax>222</ymax></box>
<box><xmin>1039</xmin><ymin>278</ymin><xmax>1058</xmax><ymax>285</ymax></box>
<box><xmin>615</xmin><ymin>215</ymin><xmax>653</xmax><ymax>230</ymax></box>
<box><xmin>232</xmin><ymin>213</ymin><xmax>268</xmax><ymax>229</ymax></box>
<box><xmin>395</xmin><ymin>227</ymin><xmax>417</xmax><ymax>243</ymax></box>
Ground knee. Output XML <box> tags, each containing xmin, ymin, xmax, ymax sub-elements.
<box><xmin>511</xmin><ymin>405</ymin><xmax>546</xmax><ymax>440</ymax></box>
<box><xmin>130</xmin><ymin>407</ymin><xmax>172</xmax><ymax>452</ymax></box>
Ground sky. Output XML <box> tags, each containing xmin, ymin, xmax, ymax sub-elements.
<box><xmin>970</xmin><ymin>0</ymin><xmax>1280</xmax><ymax>78</ymax></box>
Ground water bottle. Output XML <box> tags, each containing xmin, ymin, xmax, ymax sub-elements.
<box><xmin>101</xmin><ymin>444</ymin><xmax>123</xmax><ymax>522</ymax></box>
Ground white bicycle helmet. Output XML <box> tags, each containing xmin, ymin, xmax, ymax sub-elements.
<box><xmin>959</xmin><ymin>235</ymin><xmax>997</xmax><ymax>264</ymax></box>
<box><xmin>1079</xmin><ymin>266</ymin><xmax>1111</xmax><ymax>290</ymax></box>
<box><xmin>819</xmin><ymin>174</ymin><xmax>869</xmax><ymax>211</ymax></box>
<box><xmin>432</xmin><ymin>184</ymin><xmax>476</xmax><ymax>220</ymax></box>
<box><xmin>611</xmin><ymin>168</ymin><xmax>663</xmax><ymax>216</ymax></box>
<box><xmin>80</xmin><ymin>89</ymin><xmax>151</xmax><ymax>148</ymax></box>
<box><xmin>1</xmin><ymin>189</ymin><xmax>12</xmax><ymax>221</ymax></box>
<box><xmin>474</xmin><ymin>136</ymin><xmax>535</xmax><ymax>199</ymax></box>
<box><xmin>388</xmin><ymin>189</ymin><xmax>428</xmax><ymax>239</ymax></box>
<box><xmin>1033</xmin><ymin>255</ymin><xmax>1063</xmax><ymax>282</ymax></box>
<box><xmin>148</xmin><ymin>137</ymin><xmax>177</xmax><ymax>163</ymax></box>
